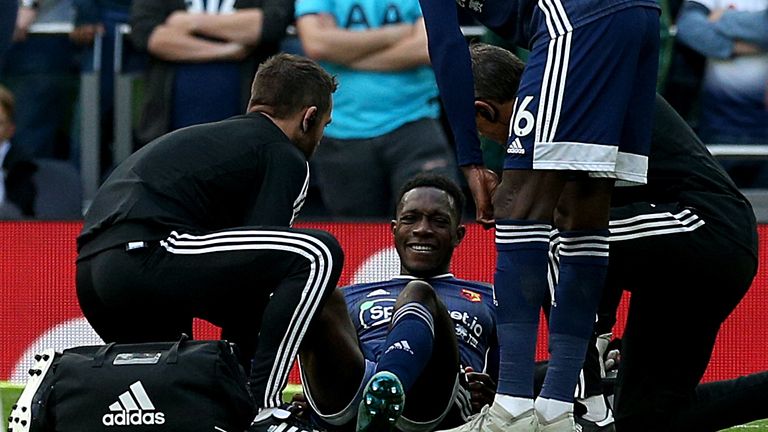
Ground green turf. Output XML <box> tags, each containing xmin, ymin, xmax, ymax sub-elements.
<box><xmin>283</xmin><ymin>383</ymin><xmax>303</xmax><ymax>403</ymax></box>
<box><xmin>722</xmin><ymin>419</ymin><xmax>768</xmax><ymax>431</ymax></box>
<box><xmin>1</xmin><ymin>382</ymin><xmax>24</xmax><ymax>430</ymax></box>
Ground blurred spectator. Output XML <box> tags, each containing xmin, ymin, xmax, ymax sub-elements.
<box><xmin>0</xmin><ymin>0</ymin><xmax>79</xmax><ymax>161</ymax></box>
<box><xmin>129</xmin><ymin>0</ymin><xmax>294</xmax><ymax>147</ymax></box>
<box><xmin>295</xmin><ymin>0</ymin><xmax>459</xmax><ymax>218</ymax></box>
<box><xmin>676</xmin><ymin>1</ymin><xmax>768</xmax><ymax>186</ymax></box>
<box><xmin>0</xmin><ymin>85</ymin><xmax>37</xmax><ymax>219</ymax></box>
<box><xmin>0</xmin><ymin>0</ymin><xmax>17</xmax><ymax>68</ymax></box>
<box><xmin>68</xmin><ymin>0</ymin><xmax>146</xmax><ymax>173</ymax></box>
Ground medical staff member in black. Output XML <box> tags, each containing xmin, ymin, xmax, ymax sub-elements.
<box><xmin>76</xmin><ymin>53</ymin><xmax>342</xmax><ymax>415</ymax></box>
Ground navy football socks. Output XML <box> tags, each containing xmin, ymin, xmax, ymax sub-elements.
<box><xmin>541</xmin><ymin>229</ymin><xmax>610</xmax><ymax>402</ymax></box>
<box><xmin>494</xmin><ymin>219</ymin><xmax>552</xmax><ymax>398</ymax></box>
<box><xmin>376</xmin><ymin>302</ymin><xmax>435</xmax><ymax>392</ymax></box>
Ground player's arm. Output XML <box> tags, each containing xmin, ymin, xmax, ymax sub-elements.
<box><xmin>348</xmin><ymin>18</ymin><xmax>431</xmax><ymax>71</ymax></box>
<box><xmin>418</xmin><ymin>0</ymin><xmax>494</xmax><ymax>226</ymax></box>
<box><xmin>296</xmin><ymin>12</ymin><xmax>412</xmax><ymax>65</ymax></box>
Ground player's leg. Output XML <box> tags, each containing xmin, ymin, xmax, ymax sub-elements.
<box><xmin>545</xmin><ymin>230</ymin><xmax>617</xmax><ymax>432</ymax></box>
<box><xmin>489</xmin><ymin>169</ymin><xmax>563</xmax><ymax>429</ymax></box>
<box><xmin>360</xmin><ymin>280</ymin><xmax>459</xmax><ymax>432</ymax></box>
<box><xmin>298</xmin><ymin>288</ymin><xmax>368</xmax><ymax>426</ymax></box>
<box><xmin>487</xmin><ymin>7</ymin><xmax>648</xmax><ymax>427</ymax></box>
<box><xmin>395</xmin><ymin>280</ymin><xmax>463</xmax><ymax>431</ymax></box>
<box><xmin>534</xmin><ymin>176</ymin><xmax>612</xmax><ymax>429</ymax></box>
<box><xmin>540</xmin><ymin>6</ymin><xmax>659</xmax><ymax>428</ymax></box>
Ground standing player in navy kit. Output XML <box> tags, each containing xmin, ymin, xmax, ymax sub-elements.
<box><xmin>75</xmin><ymin>54</ymin><xmax>342</xmax><ymax>420</ymax></box>
<box><xmin>289</xmin><ymin>174</ymin><xmax>498</xmax><ymax>432</ymax></box>
<box><xmin>468</xmin><ymin>42</ymin><xmax>758</xmax><ymax>432</ymax></box>
<box><xmin>417</xmin><ymin>0</ymin><xmax>660</xmax><ymax>425</ymax></box>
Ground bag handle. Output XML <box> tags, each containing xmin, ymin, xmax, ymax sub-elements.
<box><xmin>166</xmin><ymin>333</ymin><xmax>191</xmax><ymax>364</ymax></box>
<box><xmin>93</xmin><ymin>342</ymin><xmax>117</xmax><ymax>367</ymax></box>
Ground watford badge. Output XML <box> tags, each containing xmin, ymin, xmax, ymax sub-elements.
<box><xmin>461</xmin><ymin>288</ymin><xmax>482</xmax><ymax>303</ymax></box>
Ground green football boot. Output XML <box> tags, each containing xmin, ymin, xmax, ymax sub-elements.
<box><xmin>356</xmin><ymin>371</ymin><xmax>405</xmax><ymax>432</ymax></box>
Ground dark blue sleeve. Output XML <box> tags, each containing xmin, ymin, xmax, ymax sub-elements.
<box><xmin>418</xmin><ymin>0</ymin><xmax>485</xmax><ymax>167</ymax></box>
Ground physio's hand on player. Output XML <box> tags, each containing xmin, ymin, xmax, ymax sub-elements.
<box><xmin>464</xmin><ymin>366</ymin><xmax>497</xmax><ymax>412</ymax></box>
<box><xmin>596</xmin><ymin>333</ymin><xmax>621</xmax><ymax>376</ymax></box>
<box><xmin>461</xmin><ymin>165</ymin><xmax>498</xmax><ymax>229</ymax></box>
<box><xmin>604</xmin><ymin>347</ymin><xmax>620</xmax><ymax>372</ymax></box>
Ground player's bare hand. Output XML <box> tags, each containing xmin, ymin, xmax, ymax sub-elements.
<box><xmin>461</xmin><ymin>165</ymin><xmax>498</xmax><ymax>228</ymax></box>
<box><xmin>464</xmin><ymin>366</ymin><xmax>497</xmax><ymax>412</ymax></box>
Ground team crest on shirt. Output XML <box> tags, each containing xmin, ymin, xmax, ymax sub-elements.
<box><xmin>460</xmin><ymin>289</ymin><xmax>482</xmax><ymax>303</ymax></box>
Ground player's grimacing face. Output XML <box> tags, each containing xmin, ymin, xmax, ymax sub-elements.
<box><xmin>392</xmin><ymin>187</ymin><xmax>462</xmax><ymax>277</ymax></box>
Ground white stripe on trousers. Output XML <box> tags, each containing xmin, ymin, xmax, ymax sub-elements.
<box><xmin>161</xmin><ymin>229</ymin><xmax>336</xmax><ymax>408</ymax></box>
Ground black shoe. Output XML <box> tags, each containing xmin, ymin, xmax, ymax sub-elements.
<box><xmin>248</xmin><ymin>405</ymin><xmax>323</xmax><ymax>432</ymax></box>
<box><xmin>575</xmin><ymin>409</ymin><xmax>616</xmax><ymax>432</ymax></box>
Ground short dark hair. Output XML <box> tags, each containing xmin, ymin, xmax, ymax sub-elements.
<box><xmin>0</xmin><ymin>84</ymin><xmax>15</xmax><ymax>122</ymax></box>
<box><xmin>396</xmin><ymin>173</ymin><xmax>466</xmax><ymax>221</ymax></box>
<box><xmin>469</xmin><ymin>42</ymin><xmax>525</xmax><ymax>103</ymax></box>
<box><xmin>249</xmin><ymin>53</ymin><xmax>338</xmax><ymax>119</ymax></box>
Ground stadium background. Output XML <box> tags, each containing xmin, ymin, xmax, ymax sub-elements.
<box><xmin>2</xmin><ymin>220</ymin><xmax>767</xmax><ymax>387</ymax></box>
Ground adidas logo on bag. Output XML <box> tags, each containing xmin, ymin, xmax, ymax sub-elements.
<box><xmin>102</xmin><ymin>381</ymin><xmax>166</xmax><ymax>426</ymax></box>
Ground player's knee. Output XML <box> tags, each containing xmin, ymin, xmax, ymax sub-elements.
<box><xmin>397</xmin><ymin>280</ymin><xmax>439</xmax><ymax>309</ymax></box>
